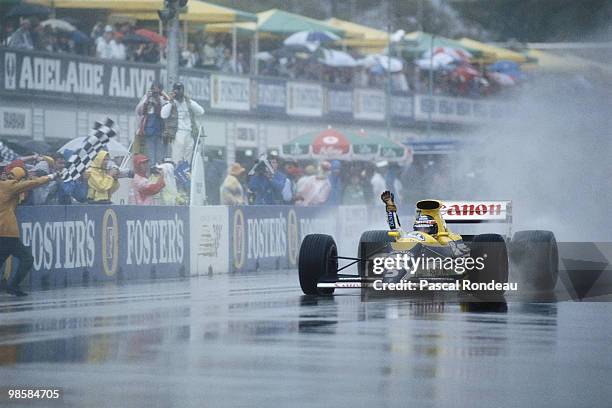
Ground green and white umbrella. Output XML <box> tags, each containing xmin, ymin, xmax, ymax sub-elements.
<box><xmin>282</xmin><ymin>128</ymin><xmax>379</xmax><ymax>161</ymax></box>
<box><xmin>282</xmin><ymin>128</ymin><xmax>412</xmax><ymax>163</ymax></box>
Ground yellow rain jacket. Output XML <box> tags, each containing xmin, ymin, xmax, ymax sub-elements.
<box><xmin>86</xmin><ymin>151</ymin><xmax>119</xmax><ymax>202</ymax></box>
<box><xmin>0</xmin><ymin>176</ymin><xmax>50</xmax><ymax>238</ymax></box>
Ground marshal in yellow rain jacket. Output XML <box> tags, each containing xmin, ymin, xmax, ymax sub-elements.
<box><xmin>86</xmin><ymin>151</ymin><xmax>119</xmax><ymax>203</ymax></box>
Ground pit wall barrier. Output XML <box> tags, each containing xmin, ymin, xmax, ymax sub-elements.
<box><xmin>5</xmin><ymin>205</ymin><xmax>189</xmax><ymax>290</ymax></box>
<box><xmin>4</xmin><ymin>205</ymin><xmax>392</xmax><ymax>290</ymax></box>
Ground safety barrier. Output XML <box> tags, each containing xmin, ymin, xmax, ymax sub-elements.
<box><xmin>3</xmin><ymin>204</ymin><xmax>393</xmax><ymax>290</ymax></box>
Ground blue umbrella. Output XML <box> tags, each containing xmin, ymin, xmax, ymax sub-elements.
<box><xmin>284</xmin><ymin>30</ymin><xmax>340</xmax><ymax>47</ymax></box>
<box><xmin>488</xmin><ymin>60</ymin><xmax>523</xmax><ymax>80</ymax></box>
<box><xmin>70</xmin><ymin>30</ymin><xmax>91</xmax><ymax>45</ymax></box>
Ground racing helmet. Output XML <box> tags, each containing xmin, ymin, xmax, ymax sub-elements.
<box><xmin>413</xmin><ymin>214</ymin><xmax>438</xmax><ymax>236</ymax></box>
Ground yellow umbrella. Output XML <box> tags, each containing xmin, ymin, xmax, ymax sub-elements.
<box><xmin>458</xmin><ymin>38</ymin><xmax>528</xmax><ymax>64</ymax></box>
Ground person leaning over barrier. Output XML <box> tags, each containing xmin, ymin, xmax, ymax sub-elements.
<box><xmin>86</xmin><ymin>150</ymin><xmax>119</xmax><ymax>204</ymax></box>
<box><xmin>0</xmin><ymin>166</ymin><xmax>55</xmax><ymax>296</ymax></box>
<box><xmin>160</xmin><ymin>82</ymin><xmax>205</xmax><ymax>164</ymax></box>
<box><xmin>129</xmin><ymin>154</ymin><xmax>165</xmax><ymax>205</ymax></box>
<box><xmin>220</xmin><ymin>162</ymin><xmax>246</xmax><ymax>205</ymax></box>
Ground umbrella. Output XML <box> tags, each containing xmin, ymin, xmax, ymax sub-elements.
<box><xmin>423</xmin><ymin>46</ymin><xmax>473</xmax><ymax>62</ymax></box>
<box><xmin>272</xmin><ymin>45</ymin><xmax>316</xmax><ymax>58</ymax></box>
<box><xmin>255</xmin><ymin>51</ymin><xmax>273</xmax><ymax>61</ymax></box>
<box><xmin>318</xmin><ymin>49</ymin><xmax>357</xmax><ymax>67</ymax></box>
<box><xmin>489</xmin><ymin>72</ymin><xmax>516</xmax><ymax>86</ymax></box>
<box><xmin>40</xmin><ymin>19</ymin><xmax>76</xmax><ymax>32</ymax></box>
<box><xmin>488</xmin><ymin>60</ymin><xmax>523</xmax><ymax>81</ymax></box>
<box><xmin>368</xmin><ymin>136</ymin><xmax>410</xmax><ymax>163</ymax></box>
<box><xmin>452</xmin><ymin>64</ymin><xmax>481</xmax><ymax>81</ymax></box>
<box><xmin>281</xmin><ymin>128</ymin><xmax>379</xmax><ymax>161</ymax></box>
<box><xmin>59</xmin><ymin>138</ymin><xmax>129</xmax><ymax>158</ymax></box>
<box><xmin>415</xmin><ymin>53</ymin><xmax>456</xmax><ymax>70</ymax></box>
<box><xmin>135</xmin><ymin>28</ymin><xmax>167</xmax><ymax>46</ymax></box>
<box><xmin>284</xmin><ymin>30</ymin><xmax>340</xmax><ymax>47</ymax></box>
<box><xmin>121</xmin><ymin>33</ymin><xmax>152</xmax><ymax>44</ymax></box>
<box><xmin>3</xmin><ymin>140</ymin><xmax>52</xmax><ymax>156</ymax></box>
<box><xmin>70</xmin><ymin>30</ymin><xmax>90</xmax><ymax>44</ymax></box>
<box><xmin>7</xmin><ymin>3</ymin><xmax>52</xmax><ymax>18</ymax></box>
<box><xmin>359</xmin><ymin>54</ymin><xmax>403</xmax><ymax>72</ymax></box>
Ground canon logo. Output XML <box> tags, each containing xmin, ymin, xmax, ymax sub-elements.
<box><xmin>442</xmin><ymin>203</ymin><xmax>502</xmax><ymax>217</ymax></box>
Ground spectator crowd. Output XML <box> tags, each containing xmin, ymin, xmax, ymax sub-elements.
<box><xmin>2</xmin><ymin>16</ymin><xmax>522</xmax><ymax>98</ymax></box>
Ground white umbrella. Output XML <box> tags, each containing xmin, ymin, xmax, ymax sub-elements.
<box><xmin>40</xmin><ymin>18</ymin><xmax>76</xmax><ymax>32</ymax></box>
<box><xmin>255</xmin><ymin>51</ymin><xmax>274</xmax><ymax>61</ymax></box>
<box><xmin>359</xmin><ymin>54</ymin><xmax>403</xmax><ymax>72</ymax></box>
<box><xmin>422</xmin><ymin>46</ymin><xmax>472</xmax><ymax>62</ymax></box>
<box><xmin>58</xmin><ymin>137</ymin><xmax>129</xmax><ymax>158</ymax></box>
<box><xmin>284</xmin><ymin>30</ymin><xmax>341</xmax><ymax>47</ymax></box>
<box><xmin>319</xmin><ymin>49</ymin><xmax>357</xmax><ymax>67</ymax></box>
<box><xmin>415</xmin><ymin>53</ymin><xmax>456</xmax><ymax>70</ymax></box>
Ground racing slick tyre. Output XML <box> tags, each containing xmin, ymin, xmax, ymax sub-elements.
<box><xmin>468</xmin><ymin>234</ymin><xmax>508</xmax><ymax>299</ymax></box>
<box><xmin>358</xmin><ymin>230</ymin><xmax>394</xmax><ymax>278</ymax></box>
<box><xmin>510</xmin><ymin>230</ymin><xmax>558</xmax><ymax>292</ymax></box>
<box><xmin>299</xmin><ymin>234</ymin><xmax>338</xmax><ymax>296</ymax></box>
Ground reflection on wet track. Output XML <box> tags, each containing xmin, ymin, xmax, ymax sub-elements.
<box><xmin>0</xmin><ymin>270</ymin><xmax>611</xmax><ymax>407</ymax></box>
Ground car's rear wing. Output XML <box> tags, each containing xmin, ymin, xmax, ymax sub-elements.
<box><xmin>440</xmin><ymin>201</ymin><xmax>513</xmax><ymax>237</ymax></box>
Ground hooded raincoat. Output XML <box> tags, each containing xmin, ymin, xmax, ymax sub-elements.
<box><xmin>86</xmin><ymin>151</ymin><xmax>119</xmax><ymax>203</ymax></box>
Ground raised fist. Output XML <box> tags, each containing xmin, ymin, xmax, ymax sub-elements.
<box><xmin>381</xmin><ymin>190</ymin><xmax>397</xmax><ymax>212</ymax></box>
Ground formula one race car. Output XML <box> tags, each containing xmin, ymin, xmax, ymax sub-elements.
<box><xmin>298</xmin><ymin>191</ymin><xmax>559</xmax><ymax>296</ymax></box>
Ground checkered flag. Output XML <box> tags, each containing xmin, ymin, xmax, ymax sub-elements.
<box><xmin>62</xmin><ymin>118</ymin><xmax>118</xmax><ymax>181</ymax></box>
<box><xmin>0</xmin><ymin>140</ymin><xmax>18</xmax><ymax>163</ymax></box>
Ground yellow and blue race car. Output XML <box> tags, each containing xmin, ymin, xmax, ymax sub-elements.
<box><xmin>298</xmin><ymin>191</ymin><xmax>558</xmax><ymax>296</ymax></box>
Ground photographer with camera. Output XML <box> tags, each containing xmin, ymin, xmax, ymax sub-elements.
<box><xmin>128</xmin><ymin>154</ymin><xmax>165</xmax><ymax>206</ymax></box>
<box><xmin>247</xmin><ymin>154</ymin><xmax>291</xmax><ymax>205</ymax></box>
<box><xmin>136</xmin><ymin>81</ymin><xmax>168</xmax><ymax>164</ymax></box>
<box><xmin>161</xmin><ymin>82</ymin><xmax>205</xmax><ymax>164</ymax></box>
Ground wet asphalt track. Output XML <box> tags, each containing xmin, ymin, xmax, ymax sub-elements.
<box><xmin>0</xmin><ymin>270</ymin><xmax>611</xmax><ymax>408</ymax></box>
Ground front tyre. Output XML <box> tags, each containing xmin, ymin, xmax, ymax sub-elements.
<box><xmin>299</xmin><ymin>234</ymin><xmax>338</xmax><ymax>295</ymax></box>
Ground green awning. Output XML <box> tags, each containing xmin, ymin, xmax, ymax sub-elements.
<box><xmin>397</xmin><ymin>31</ymin><xmax>491</xmax><ymax>60</ymax></box>
<box><xmin>256</xmin><ymin>9</ymin><xmax>344</xmax><ymax>36</ymax></box>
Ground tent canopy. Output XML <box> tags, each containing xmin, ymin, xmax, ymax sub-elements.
<box><xmin>27</xmin><ymin>0</ymin><xmax>165</xmax><ymax>11</ymax></box>
<box><xmin>458</xmin><ymin>38</ymin><xmax>529</xmax><ymax>64</ymax></box>
<box><xmin>110</xmin><ymin>1</ymin><xmax>257</xmax><ymax>23</ymax></box>
<box><xmin>325</xmin><ymin>18</ymin><xmax>388</xmax><ymax>48</ymax></box>
<box><xmin>28</xmin><ymin>0</ymin><xmax>257</xmax><ymax>23</ymax></box>
<box><xmin>254</xmin><ymin>9</ymin><xmax>344</xmax><ymax>37</ymax></box>
<box><xmin>524</xmin><ymin>49</ymin><xmax>612</xmax><ymax>75</ymax></box>
<box><xmin>400</xmin><ymin>31</ymin><xmax>493</xmax><ymax>61</ymax></box>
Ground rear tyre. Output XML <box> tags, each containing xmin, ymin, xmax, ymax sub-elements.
<box><xmin>468</xmin><ymin>234</ymin><xmax>508</xmax><ymax>299</ymax></box>
<box><xmin>299</xmin><ymin>234</ymin><xmax>338</xmax><ymax>295</ymax></box>
<box><xmin>357</xmin><ymin>230</ymin><xmax>394</xmax><ymax>277</ymax></box>
<box><xmin>510</xmin><ymin>230</ymin><xmax>558</xmax><ymax>292</ymax></box>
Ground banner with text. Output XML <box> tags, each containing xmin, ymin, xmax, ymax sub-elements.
<box><xmin>414</xmin><ymin>94</ymin><xmax>507</xmax><ymax>124</ymax></box>
<box><xmin>286</xmin><ymin>81</ymin><xmax>323</xmax><ymax>117</ymax></box>
<box><xmin>189</xmin><ymin>206</ymin><xmax>229</xmax><ymax>275</ymax></box>
<box><xmin>11</xmin><ymin>205</ymin><xmax>189</xmax><ymax>289</ymax></box>
<box><xmin>354</xmin><ymin>88</ymin><xmax>386</xmax><ymax>121</ymax></box>
<box><xmin>255</xmin><ymin>77</ymin><xmax>286</xmax><ymax>114</ymax></box>
<box><xmin>210</xmin><ymin>74</ymin><xmax>250</xmax><ymax>111</ymax></box>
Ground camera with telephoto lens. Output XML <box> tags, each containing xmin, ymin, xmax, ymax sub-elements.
<box><xmin>248</xmin><ymin>154</ymin><xmax>274</xmax><ymax>176</ymax></box>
